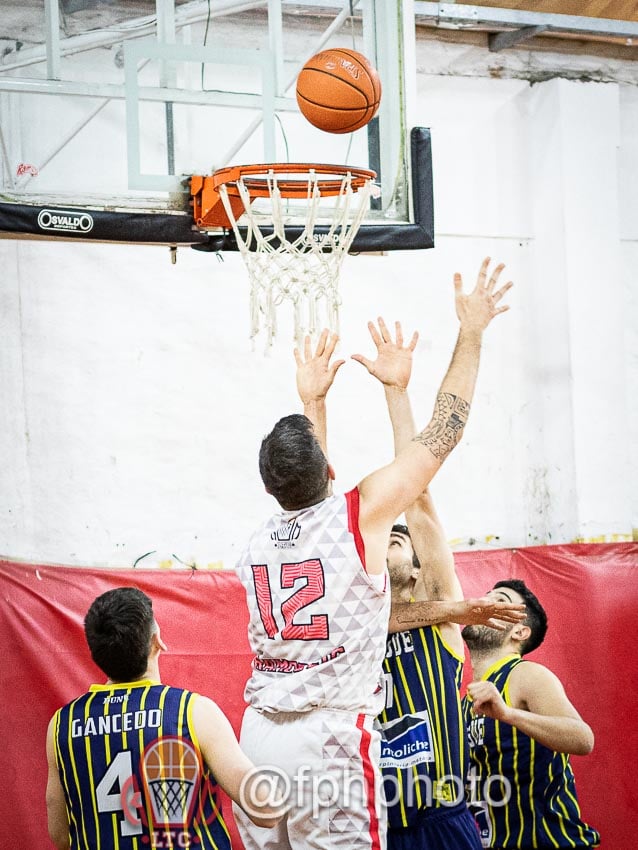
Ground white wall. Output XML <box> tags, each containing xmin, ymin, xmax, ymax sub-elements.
<box><xmin>1</xmin><ymin>29</ymin><xmax>636</xmax><ymax>568</ymax></box>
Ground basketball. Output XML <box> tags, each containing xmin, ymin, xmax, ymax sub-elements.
<box><xmin>296</xmin><ymin>48</ymin><xmax>382</xmax><ymax>134</ymax></box>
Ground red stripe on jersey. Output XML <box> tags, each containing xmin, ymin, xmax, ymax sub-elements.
<box><xmin>345</xmin><ymin>487</ymin><xmax>367</xmax><ymax>571</ymax></box>
<box><xmin>357</xmin><ymin>713</ymin><xmax>381</xmax><ymax>850</ymax></box>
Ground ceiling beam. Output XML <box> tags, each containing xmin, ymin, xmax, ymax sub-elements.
<box><xmin>413</xmin><ymin>2</ymin><xmax>638</xmax><ymax>41</ymax></box>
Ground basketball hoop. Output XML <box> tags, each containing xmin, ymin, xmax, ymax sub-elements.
<box><xmin>190</xmin><ymin>163</ymin><xmax>377</xmax><ymax>347</ymax></box>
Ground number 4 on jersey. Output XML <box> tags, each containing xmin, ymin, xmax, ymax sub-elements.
<box><xmin>95</xmin><ymin>750</ymin><xmax>143</xmax><ymax>836</ymax></box>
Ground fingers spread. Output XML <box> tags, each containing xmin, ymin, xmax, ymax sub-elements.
<box><xmin>367</xmin><ymin>320</ymin><xmax>383</xmax><ymax>348</ymax></box>
<box><xmin>330</xmin><ymin>359</ymin><xmax>346</xmax><ymax>378</ymax></box>
<box><xmin>377</xmin><ymin>316</ymin><xmax>391</xmax><ymax>343</ymax></box>
<box><xmin>486</xmin><ymin>262</ymin><xmax>505</xmax><ymax>292</ymax></box>
<box><xmin>351</xmin><ymin>354</ymin><xmax>372</xmax><ymax>371</ymax></box>
<box><xmin>475</xmin><ymin>256</ymin><xmax>491</xmax><ymax>290</ymax></box>
<box><xmin>323</xmin><ymin>332</ymin><xmax>339</xmax><ymax>360</ymax></box>
<box><xmin>303</xmin><ymin>334</ymin><xmax>312</xmax><ymax>361</ymax></box>
<box><xmin>314</xmin><ymin>328</ymin><xmax>329</xmax><ymax>357</ymax></box>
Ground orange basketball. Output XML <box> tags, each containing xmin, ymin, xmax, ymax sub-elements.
<box><xmin>296</xmin><ymin>48</ymin><xmax>382</xmax><ymax>134</ymax></box>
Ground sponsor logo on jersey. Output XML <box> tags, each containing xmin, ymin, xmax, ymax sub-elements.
<box><xmin>379</xmin><ymin>710</ymin><xmax>435</xmax><ymax>768</ymax></box>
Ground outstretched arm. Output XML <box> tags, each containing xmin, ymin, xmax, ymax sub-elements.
<box><xmin>466</xmin><ymin>663</ymin><xmax>594</xmax><ymax>755</ymax></box>
<box><xmin>353</xmin><ymin>317</ymin><xmax>464</xmax><ymax>649</ymax></box>
<box><xmin>353</xmin><ymin>258</ymin><xmax>512</xmax><ymax>575</ymax></box>
<box><xmin>294</xmin><ymin>329</ymin><xmax>345</xmax><ymax>457</ymax></box>
<box><xmin>389</xmin><ymin>596</ymin><xmax>526</xmax><ymax>634</ymax></box>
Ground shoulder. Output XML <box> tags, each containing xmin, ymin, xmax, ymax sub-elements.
<box><xmin>190</xmin><ymin>694</ymin><xmax>235</xmax><ymax>729</ymax></box>
<box><xmin>507</xmin><ymin>660</ymin><xmax>565</xmax><ymax>702</ymax></box>
<box><xmin>510</xmin><ymin>659</ymin><xmax>558</xmax><ymax>682</ymax></box>
<box><xmin>190</xmin><ymin>693</ymin><xmax>220</xmax><ymax>717</ymax></box>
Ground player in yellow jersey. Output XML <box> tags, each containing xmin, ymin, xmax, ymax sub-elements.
<box><xmin>46</xmin><ymin>587</ymin><xmax>283</xmax><ymax>850</ymax></box>
<box><xmin>462</xmin><ymin>581</ymin><xmax>600</xmax><ymax>848</ymax></box>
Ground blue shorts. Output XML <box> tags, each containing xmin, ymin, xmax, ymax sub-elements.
<box><xmin>387</xmin><ymin>802</ymin><xmax>483</xmax><ymax>850</ymax></box>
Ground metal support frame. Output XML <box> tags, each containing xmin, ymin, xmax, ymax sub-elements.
<box><xmin>3</xmin><ymin>1</ymin><xmax>637</xmax><ymax>83</ymax></box>
<box><xmin>363</xmin><ymin>1</ymin><xmax>407</xmax><ymax>217</ymax></box>
<box><xmin>0</xmin><ymin>76</ymin><xmax>297</xmax><ymax>109</ymax></box>
<box><xmin>0</xmin><ymin>1</ymin><xmax>269</xmax><ymax>74</ymax></box>
<box><xmin>489</xmin><ymin>25</ymin><xmax>549</xmax><ymax>52</ymax></box>
<box><xmin>44</xmin><ymin>0</ymin><xmax>61</xmax><ymax>80</ymax></box>
<box><xmin>413</xmin><ymin>2</ymin><xmax>638</xmax><ymax>42</ymax></box>
<box><xmin>156</xmin><ymin>0</ymin><xmax>178</xmax><ymax>175</ymax></box>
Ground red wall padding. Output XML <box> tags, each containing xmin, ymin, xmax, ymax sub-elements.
<box><xmin>0</xmin><ymin>543</ymin><xmax>636</xmax><ymax>848</ymax></box>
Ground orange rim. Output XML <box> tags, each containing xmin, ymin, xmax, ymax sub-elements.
<box><xmin>212</xmin><ymin>162</ymin><xmax>376</xmax><ymax>199</ymax></box>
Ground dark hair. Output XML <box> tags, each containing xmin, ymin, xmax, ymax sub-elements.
<box><xmin>391</xmin><ymin>523</ymin><xmax>421</xmax><ymax>570</ymax></box>
<box><xmin>493</xmin><ymin>579</ymin><xmax>548</xmax><ymax>655</ymax></box>
<box><xmin>259</xmin><ymin>414</ymin><xmax>331</xmax><ymax>510</ymax></box>
<box><xmin>84</xmin><ymin>587</ymin><xmax>155</xmax><ymax>681</ymax></box>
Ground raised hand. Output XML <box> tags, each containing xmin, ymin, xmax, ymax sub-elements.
<box><xmin>449</xmin><ymin>597</ymin><xmax>527</xmax><ymax>630</ymax></box>
<box><xmin>294</xmin><ymin>329</ymin><xmax>345</xmax><ymax>405</ymax></box>
<box><xmin>351</xmin><ymin>317</ymin><xmax>419</xmax><ymax>390</ymax></box>
<box><xmin>454</xmin><ymin>257</ymin><xmax>513</xmax><ymax>333</ymax></box>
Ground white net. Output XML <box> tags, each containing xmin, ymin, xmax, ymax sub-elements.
<box><xmin>216</xmin><ymin>167</ymin><xmax>375</xmax><ymax>347</ymax></box>
<box><xmin>148</xmin><ymin>777</ymin><xmax>194</xmax><ymax>823</ymax></box>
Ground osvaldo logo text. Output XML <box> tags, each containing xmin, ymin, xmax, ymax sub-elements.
<box><xmin>37</xmin><ymin>209</ymin><xmax>94</xmax><ymax>233</ymax></box>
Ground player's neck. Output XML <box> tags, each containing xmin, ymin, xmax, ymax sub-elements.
<box><xmin>145</xmin><ymin>656</ymin><xmax>162</xmax><ymax>682</ymax></box>
<box><xmin>469</xmin><ymin>646</ymin><xmax>513</xmax><ymax>680</ymax></box>
<box><xmin>107</xmin><ymin>657</ymin><xmax>162</xmax><ymax>685</ymax></box>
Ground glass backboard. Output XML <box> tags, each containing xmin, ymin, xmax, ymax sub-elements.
<box><xmin>0</xmin><ymin>1</ymin><xmax>433</xmax><ymax>250</ymax></box>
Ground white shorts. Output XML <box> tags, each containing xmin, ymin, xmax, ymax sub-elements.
<box><xmin>233</xmin><ymin>705</ymin><xmax>387</xmax><ymax>850</ymax></box>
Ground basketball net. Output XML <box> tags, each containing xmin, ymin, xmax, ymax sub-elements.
<box><xmin>215</xmin><ymin>166</ymin><xmax>376</xmax><ymax>348</ymax></box>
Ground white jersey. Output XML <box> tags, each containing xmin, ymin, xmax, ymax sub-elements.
<box><xmin>236</xmin><ymin>488</ymin><xmax>390</xmax><ymax>715</ymax></box>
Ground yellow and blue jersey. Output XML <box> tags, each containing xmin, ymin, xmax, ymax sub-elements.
<box><xmin>53</xmin><ymin>680</ymin><xmax>231</xmax><ymax>850</ymax></box>
<box><xmin>378</xmin><ymin>625</ymin><xmax>467</xmax><ymax>829</ymax></box>
<box><xmin>462</xmin><ymin>655</ymin><xmax>600</xmax><ymax>848</ymax></box>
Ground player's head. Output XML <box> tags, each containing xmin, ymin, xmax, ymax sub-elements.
<box><xmin>493</xmin><ymin>579</ymin><xmax>548</xmax><ymax>654</ymax></box>
<box><xmin>259</xmin><ymin>414</ymin><xmax>334</xmax><ymax>510</ymax></box>
<box><xmin>386</xmin><ymin>524</ymin><xmax>421</xmax><ymax>595</ymax></box>
<box><xmin>462</xmin><ymin>579</ymin><xmax>548</xmax><ymax>656</ymax></box>
<box><xmin>84</xmin><ymin>587</ymin><xmax>157</xmax><ymax>681</ymax></box>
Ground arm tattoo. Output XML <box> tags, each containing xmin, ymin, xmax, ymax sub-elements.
<box><xmin>395</xmin><ymin>604</ymin><xmax>434</xmax><ymax>626</ymax></box>
<box><xmin>413</xmin><ymin>392</ymin><xmax>470</xmax><ymax>461</ymax></box>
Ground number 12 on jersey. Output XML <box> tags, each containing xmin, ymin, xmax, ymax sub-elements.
<box><xmin>251</xmin><ymin>559</ymin><xmax>329</xmax><ymax>640</ymax></box>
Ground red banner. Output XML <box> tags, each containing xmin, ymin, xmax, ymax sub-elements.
<box><xmin>0</xmin><ymin>543</ymin><xmax>636</xmax><ymax>848</ymax></box>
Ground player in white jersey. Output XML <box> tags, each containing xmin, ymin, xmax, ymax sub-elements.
<box><xmin>234</xmin><ymin>258</ymin><xmax>513</xmax><ymax>850</ymax></box>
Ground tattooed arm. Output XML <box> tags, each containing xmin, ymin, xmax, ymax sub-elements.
<box><xmin>355</xmin><ymin>258</ymin><xmax>512</xmax><ymax>571</ymax></box>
